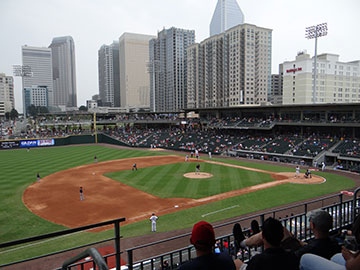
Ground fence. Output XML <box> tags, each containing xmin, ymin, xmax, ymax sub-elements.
<box><xmin>1</xmin><ymin>191</ymin><xmax>359</xmax><ymax>270</ymax></box>
<box><xmin>0</xmin><ymin>218</ymin><xmax>125</xmax><ymax>270</ymax></box>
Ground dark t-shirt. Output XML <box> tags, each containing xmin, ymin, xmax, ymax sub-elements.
<box><xmin>246</xmin><ymin>247</ymin><xmax>299</xmax><ymax>270</ymax></box>
<box><xmin>294</xmin><ymin>237</ymin><xmax>341</xmax><ymax>260</ymax></box>
<box><xmin>179</xmin><ymin>252</ymin><xmax>236</xmax><ymax>270</ymax></box>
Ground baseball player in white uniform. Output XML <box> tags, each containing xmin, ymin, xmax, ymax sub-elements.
<box><xmin>295</xmin><ymin>166</ymin><xmax>300</xmax><ymax>178</ymax></box>
<box><xmin>150</xmin><ymin>213</ymin><xmax>159</xmax><ymax>232</ymax></box>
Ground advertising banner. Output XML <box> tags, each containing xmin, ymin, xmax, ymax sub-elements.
<box><xmin>20</xmin><ymin>140</ymin><xmax>38</xmax><ymax>148</ymax></box>
<box><xmin>38</xmin><ymin>139</ymin><xmax>55</xmax><ymax>146</ymax></box>
<box><xmin>0</xmin><ymin>141</ymin><xmax>20</xmax><ymax>149</ymax></box>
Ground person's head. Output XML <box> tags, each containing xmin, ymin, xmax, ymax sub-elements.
<box><xmin>251</xmin><ymin>219</ymin><xmax>260</xmax><ymax>234</ymax></box>
<box><xmin>152</xmin><ymin>213</ymin><xmax>155</xmax><ymax>216</ymax></box>
<box><xmin>190</xmin><ymin>221</ymin><xmax>216</xmax><ymax>253</ymax></box>
<box><xmin>308</xmin><ymin>210</ymin><xmax>333</xmax><ymax>236</ymax></box>
<box><xmin>261</xmin><ymin>217</ymin><xmax>284</xmax><ymax>247</ymax></box>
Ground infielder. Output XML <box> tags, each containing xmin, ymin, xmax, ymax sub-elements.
<box><xmin>80</xmin><ymin>186</ymin><xmax>84</xmax><ymax>201</ymax></box>
<box><xmin>150</xmin><ymin>213</ymin><xmax>159</xmax><ymax>232</ymax></box>
<box><xmin>36</xmin><ymin>173</ymin><xmax>41</xmax><ymax>183</ymax></box>
<box><xmin>195</xmin><ymin>164</ymin><xmax>200</xmax><ymax>175</ymax></box>
<box><xmin>132</xmin><ymin>163</ymin><xmax>138</xmax><ymax>171</ymax></box>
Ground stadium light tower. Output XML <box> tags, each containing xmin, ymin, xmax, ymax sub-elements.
<box><xmin>13</xmin><ymin>65</ymin><xmax>33</xmax><ymax>118</ymax></box>
<box><xmin>305</xmin><ymin>23</ymin><xmax>328</xmax><ymax>103</ymax></box>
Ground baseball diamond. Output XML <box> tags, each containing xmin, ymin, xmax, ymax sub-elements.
<box><xmin>0</xmin><ymin>144</ymin><xmax>357</xmax><ymax>268</ymax></box>
<box><xmin>24</xmin><ymin>155</ymin><xmax>325</xmax><ymax>228</ymax></box>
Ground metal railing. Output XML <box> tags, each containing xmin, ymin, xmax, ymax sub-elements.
<box><xmin>2</xmin><ymin>188</ymin><xmax>360</xmax><ymax>270</ymax></box>
<box><xmin>62</xmin><ymin>248</ymin><xmax>108</xmax><ymax>270</ymax></box>
<box><xmin>0</xmin><ymin>217</ymin><xmax>125</xmax><ymax>270</ymax></box>
<box><xmin>124</xmin><ymin>192</ymin><xmax>360</xmax><ymax>270</ymax></box>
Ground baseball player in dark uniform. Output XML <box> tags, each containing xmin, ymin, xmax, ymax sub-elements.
<box><xmin>80</xmin><ymin>186</ymin><xmax>84</xmax><ymax>201</ymax></box>
<box><xmin>132</xmin><ymin>163</ymin><xmax>138</xmax><ymax>171</ymax></box>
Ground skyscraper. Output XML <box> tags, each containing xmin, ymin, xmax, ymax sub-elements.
<box><xmin>23</xmin><ymin>86</ymin><xmax>49</xmax><ymax>116</ymax></box>
<box><xmin>210</xmin><ymin>0</ymin><xmax>245</xmax><ymax>37</ymax></box>
<box><xmin>22</xmin><ymin>45</ymin><xmax>53</xmax><ymax>114</ymax></box>
<box><xmin>187</xmin><ymin>23</ymin><xmax>272</xmax><ymax>108</ymax></box>
<box><xmin>49</xmin><ymin>36</ymin><xmax>77</xmax><ymax>108</ymax></box>
<box><xmin>0</xmin><ymin>73</ymin><xmax>14</xmax><ymax>116</ymax></box>
<box><xmin>119</xmin><ymin>33</ymin><xmax>155</xmax><ymax>109</ymax></box>
<box><xmin>149</xmin><ymin>27</ymin><xmax>195</xmax><ymax>112</ymax></box>
<box><xmin>98</xmin><ymin>41</ymin><xmax>120</xmax><ymax>107</ymax></box>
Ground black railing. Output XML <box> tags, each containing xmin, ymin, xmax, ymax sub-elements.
<box><xmin>123</xmin><ymin>192</ymin><xmax>360</xmax><ymax>270</ymax></box>
<box><xmin>2</xmin><ymin>189</ymin><xmax>360</xmax><ymax>270</ymax></box>
<box><xmin>0</xmin><ymin>217</ymin><xmax>125</xmax><ymax>270</ymax></box>
<box><xmin>62</xmin><ymin>248</ymin><xmax>108</xmax><ymax>270</ymax></box>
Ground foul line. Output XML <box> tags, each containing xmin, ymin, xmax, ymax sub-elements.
<box><xmin>201</xmin><ymin>205</ymin><xmax>240</xmax><ymax>217</ymax></box>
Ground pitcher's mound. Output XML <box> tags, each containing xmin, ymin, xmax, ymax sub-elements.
<box><xmin>184</xmin><ymin>172</ymin><xmax>213</xmax><ymax>179</ymax></box>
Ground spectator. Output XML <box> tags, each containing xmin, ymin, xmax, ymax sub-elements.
<box><xmin>234</xmin><ymin>217</ymin><xmax>299</xmax><ymax>270</ymax></box>
<box><xmin>238</xmin><ymin>210</ymin><xmax>341</xmax><ymax>261</ymax></box>
<box><xmin>233</xmin><ymin>223</ymin><xmax>245</xmax><ymax>257</ymax></box>
<box><xmin>300</xmin><ymin>215</ymin><xmax>360</xmax><ymax>270</ymax></box>
<box><xmin>179</xmin><ymin>221</ymin><xmax>236</xmax><ymax>270</ymax></box>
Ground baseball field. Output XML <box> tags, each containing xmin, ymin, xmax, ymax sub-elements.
<box><xmin>0</xmin><ymin>144</ymin><xmax>356</xmax><ymax>265</ymax></box>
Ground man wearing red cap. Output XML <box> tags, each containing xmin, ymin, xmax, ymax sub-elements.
<box><xmin>180</xmin><ymin>221</ymin><xmax>236</xmax><ymax>269</ymax></box>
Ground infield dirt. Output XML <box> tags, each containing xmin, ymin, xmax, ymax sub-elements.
<box><xmin>23</xmin><ymin>155</ymin><xmax>324</xmax><ymax>228</ymax></box>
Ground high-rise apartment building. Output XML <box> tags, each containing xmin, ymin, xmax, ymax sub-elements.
<box><xmin>210</xmin><ymin>0</ymin><xmax>244</xmax><ymax>37</ymax></box>
<box><xmin>0</xmin><ymin>73</ymin><xmax>15</xmax><ymax>115</ymax></box>
<box><xmin>98</xmin><ymin>41</ymin><xmax>120</xmax><ymax>107</ymax></box>
<box><xmin>119</xmin><ymin>33</ymin><xmax>155</xmax><ymax>109</ymax></box>
<box><xmin>149</xmin><ymin>27</ymin><xmax>195</xmax><ymax>112</ymax></box>
<box><xmin>22</xmin><ymin>45</ymin><xmax>53</xmax><ymax>114</ymax></box>
<box><xmin>271</xmin><ymin>64</ymin><xmax>283</xmax><ymax>105</ymax></box>
<box><xmin>23</xmin><ymin>85</ymin><xmax>49</xmax><ymax>116</ymax></box>
<box><xmin>49</xmin><ymin>36</ymin><xmax>77</xmax><ymax>108</ymax></box>
<box><xmin>282</xmin><ymin>52</ymin><xmax>360</xmax><ymax>104</ymax></box>
<box><xmin>187</xmin><ymin>23</ymin><xmax>272</xmax><ymax>109</ymax></box>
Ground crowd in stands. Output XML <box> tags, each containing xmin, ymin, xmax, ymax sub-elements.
<box><xmin>289</xmin><ymin>136</ymin><xmax>337</xmax><ymax>157</ymax></box>
<box><xmin>333</xmin><ymin>139</ymin><xmax>360</xmax><ymax>159</ymax></box>
<box><xmin>178</xmin><ymin>210</ymin><xmax>360</xmax><ymax>270</ymax></box>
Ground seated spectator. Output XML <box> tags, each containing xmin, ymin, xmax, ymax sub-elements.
<box><xmin>233</xmin><ymin>223</ymin><xmax>246</xmax><ymax>257</ymax></box>
<box><xmin>179</xmin><ymin>221</ymin><xmax>236</xmax><ymax>270</ymax></box>
<box><xmin>300</xmin><ymin>214</ymin><xmax>360</xmax><ymax>270</ymax></box>
<box><xmin>238</xmin><ymin>210</ymin><xmax>341</xmax><ymax>261</ymax></box>
<box><xmin>234</xmin><ymin>217</ymin><xmax>299</xmax><ymax>270</ymax></box>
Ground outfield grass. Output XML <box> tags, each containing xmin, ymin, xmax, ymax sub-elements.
<box><xmin>106</xmin><ymin>162</ymin><xmax>274</xmax><ymax>198</ymax></box>
<box><xmin>0</xmin><ymin>145</ymin><xmax>356</xmax><ymax>265</ymax></box>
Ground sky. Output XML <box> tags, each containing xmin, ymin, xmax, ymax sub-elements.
<box><xmin>1</xmin><ymin>0</ymin><xmax>359</xmax><ymax>113</ymax></box>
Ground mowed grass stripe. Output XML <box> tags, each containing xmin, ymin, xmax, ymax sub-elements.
<box><xmin>106</xmin><ymin>162</ymin><xmax>275</xmax><ymax>199</ymax></box>
<box><xmin>0</xmin><ymin>145</ymin><xmax>162</xmax><ymax>245</ymax></box>
<box><xmin>0</xmin><ymin>145</ymin><xmax>357</xmax><ymax>266</ymax></box>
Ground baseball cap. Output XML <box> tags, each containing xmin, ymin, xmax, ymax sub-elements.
<box><xmin>190</xmin><ymin>221</ymin><xmax>216</xmax><ymax>247</ymax></box>
<box><xmin>308</xmin><ymin>210</ymin><xmax>333</xmax><ymax>232</ymax></box>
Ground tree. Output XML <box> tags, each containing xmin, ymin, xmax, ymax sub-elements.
<box><xmin>27</xmin><ymin>105</ymin><xmax>37</xmax><ymax>117</ymax></box>
<box><xmin>27</xmin><ymin>105</ymin><xmax>48</xmax><ymax>117</ymax></box>
<box><xmin>79</xmin><ymin>105</ymin><xmax>88</xmax><ymax>112</ymax></box>
<box><xmin>39</xmin><ymin>106</ymin><xmax>49</xmax><ymax>114</ymax></box>
<box><xmin>10</xmin><ymin>109</ymin><xmax>19</xmax><ymax>120</ymax></box>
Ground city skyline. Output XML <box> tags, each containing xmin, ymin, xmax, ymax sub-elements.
<box><xmin>1</xmin><ymin>0</ymin><xmax>359</xmax><ymax>113</ymax></box>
